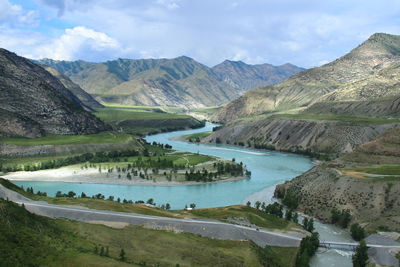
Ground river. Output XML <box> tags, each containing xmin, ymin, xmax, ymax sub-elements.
<box><xmin>13</xmin><ymin>122</ymin><xmax>354</xmax><ymax>266</ymax></box>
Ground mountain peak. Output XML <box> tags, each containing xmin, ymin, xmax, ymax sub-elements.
<box><xmin>352</xmin><ymin>32</ymin><xmax>400</xmax><ymax>57</ymax></box>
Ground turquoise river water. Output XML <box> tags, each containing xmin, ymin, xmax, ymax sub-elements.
<box><xmin>12</xmin><ymin>122</ymin><xmax>354</xmax><ymax>266</ymax></box>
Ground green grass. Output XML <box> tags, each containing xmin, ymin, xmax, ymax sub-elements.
<box><xmin>182</xmin><ymin>132</ymin><xmax>212</xmax><ymax>141</ymax></box>
<box><xmin>0</xmin><ymin>131</ymin><xmax>132</xmax><ymax>146</ymax></box>
<box><xmin>0</xmin><ymin>198</ymin><xmax>297</xmax><ymax>266</ymax></box>
<box><xmin>95</xmin><ymin>106</ymin><xmax>189</xmax><ymax>122</ymax></box>
<box><xmin>343</xmin><ymin>165</ymin><xmax>400</xmax><ymax>175</ymax></box>
<box><xmin>1</xmin><ymin>178</ymin><xmax>300</xmax><ymax>233</ymax></box>
<box><xmin>94</xmin><ymin>106</ymin><xmax>204</xmax><ymax>135</ymax></box>
<box><xmin>178</xmin><ymin>205</ymin><xmax>300</xmax><ymax>231</ymax></box>
<box><xmin>272</xmin><ymin>113</ymin><xmax>400</xmax><ymax>125</ymax></box>
<box><xmin>170</xmin><ymin>152</ymin><xmax>214</xmax><ymax>165</ymax></box>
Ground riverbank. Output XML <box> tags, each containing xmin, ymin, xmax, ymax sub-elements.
<box><xmin>2</xmin><ymin>166</ymin><xmax>249</xmax><ymax>186</ymax></box>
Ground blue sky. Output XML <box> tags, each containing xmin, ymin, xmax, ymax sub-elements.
<box><xmin>1</xmin><ymin>0</ymin><xmax>400</xmax><ymax>68</ymax></box>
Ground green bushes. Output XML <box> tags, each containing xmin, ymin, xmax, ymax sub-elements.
<box><xmin>184</xmin><ymin>161</ymin><xmax>245</xmax><ymax>182</ymax></box>
<box><xmin>295</xmin><ymin>232</ymin><xmax>320</xmax><ymax>267</ymax></box>
<box><xmin>352</xmin><ymin>240</ymin><xmax>369</xmax><ymax>267</ymax></box>
<box><xmin>331</xmin><ymin>208</ymin><xmax>352</xmax><ymax>228</ymax></box>
<box><xmin>350</xmin><ymin>223</ymin><xmax>366</xmax><ymax>241</ymax></box>
<box><xmin>282</xmin><ymin>192</ymin><xmax>299</xmax><ymax>209</ymax></box>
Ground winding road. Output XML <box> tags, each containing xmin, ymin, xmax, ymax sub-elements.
<box><xmin>1</xmin><ymin>183</ymin><xmax>400</xmax><ymax>266</ymax></box>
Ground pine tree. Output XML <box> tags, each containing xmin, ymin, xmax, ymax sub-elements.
<box><xmin>119</xmin><ymin>248</ymin><xmax>126</xmax><ymax>261</ymax></box>
<box><xmin>352</xmin><ymin>240</ymin><xmax>369</xmax><ymax>267</ymax></box>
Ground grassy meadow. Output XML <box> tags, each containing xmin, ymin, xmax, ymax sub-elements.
<box><xmin>0</xmin><ymin>198</ymin><xmax>298</xmax><ymax>267</ymax></box>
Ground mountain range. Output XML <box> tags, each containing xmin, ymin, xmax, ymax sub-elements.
<box><xmin>0</xmin><ymin>48</ymin><xmax>108</xmax><ymax>138</ymax></box>
<box><xmin>214</xmin><ymin>33</ymin><xmax>400</xmax><ymax>121</ymax></box>
<box><xmin>37</xmin><ymin>57</ymin><xmax>304</xmax><ymax>109</ymax></box>
<box><xmin>207</xmin><ymin>33</ymin><xmax>400</xmax><ymax>157</ymax></box>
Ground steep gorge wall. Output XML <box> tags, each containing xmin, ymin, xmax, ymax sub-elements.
<box><xmin>204</xmin><ymin>119</ymin><xmax>400</xmax><ymax>157</ymax></box>
<box><xmin>275</xmin><ymin>166</ymin><xmax>400</xmax><ymax>231</ymax></box>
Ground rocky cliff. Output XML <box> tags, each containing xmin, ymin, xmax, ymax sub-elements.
<box><xmin>204</xmin><ymin>117</ymin><xmax>400</xmax><ymax>157</ymax></box>
<box><xmin>275</xmin><ymin>128</ymin><xmax>400</xmax><ymax>231</ymax></box>
<box><xmin>214</xmin><ymin>33</ymin><xmax>400</xmax><ymax>121</ymax></box>
<box><xmin>43</xmin><ymin>66</ymin><xmax>104</xmax><ymax>110</ymax></box>
<box><xmin>0</xmin><ymin>48</ymin><xmax>108</xmax><ymax>137</ymax></box>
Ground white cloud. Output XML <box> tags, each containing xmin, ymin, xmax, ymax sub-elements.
<box><xmin>34</xmin><ymin>26</ymin><xmax>120</xmax><ymax>61</ymax></box>
<box><xmin>3</xmin><ymin>0</ymin><xmax>400</xmax><ymax>67</ymax></box>
<box><xmin>156</xmin><ymin>0</ymin><xmax>180</xmax><ymax>10</ymax></box>
<box><xmin>0</xmin><ymin>0</ymin><xmax>22</xmax><ymax>23</ymax></box>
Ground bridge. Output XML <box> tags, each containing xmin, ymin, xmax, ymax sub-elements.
<box><xmin>319</xmin><ymin>240</ymin><xmax>400</xmax><ymax>251</ymax></box>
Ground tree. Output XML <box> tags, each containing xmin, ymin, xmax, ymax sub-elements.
<box><xmin>282</xmin><ymin>192</ymin><xmax>299</xmax><ymax>209</ymax></box>
<box><xmin>255</xmin><ymin>201</ymin><xmax>261</xmax><ymax>210</ymax></box>
<box><xmin>331</xmin><ymin>208</ymin><xmax>352</xmax><ymax>228</ymax></box>
<box><xmin>105</xmin><ymin>246</ymin><xmax>109</xmax><ymax>257</ymax></box>
<box><xmin>246</xmin><ymin>201</ymin><xmax>251</xmax><ymax>207</ymax></box>
<box><xmin>190</xmin><ymin>203</ymin><xmax>196</xmax><ymax>209</ymax></box>
<box><xmin>307</xmin><ymin>218</ymin><xmax>315</xmax><ymax>232</ymax></box>
<box><xmin>67</xmin><ymin>191</ymin><xmax>76</xmax><ymax>198</ymax></box>
<box><xmin>295</xmin><ymin>232</ymin><xmax>319</xmax><ymax>267</ymax></box>
<box><xmin>302</xmin><ymin>217</ymin><xmax>314</xmax><ymax>232</ymax></box>
<box><xmin>352</xmin><ymin>240</ymin><xmax>368</xmax><ymax>267</ymax></box>
<box><xmin>119</xmin><ymin>248</ymin><xmax>126</xmax><ymax>261</ymax></box>
<box><xmin>166</xmin><ymin>203</ymin><xmax>171</xmax><ymax>210</ymax></box>
<box><xmin>293</xmin><ymin>212</ymin><xmax>299</xmax><ymax>224</ymax></box>
<box><xmin>285</xmin><ymin>209</ymin><xmax>293</xmax><ymax>221</ymax></box>
<box><xmin>302</xmin><ymin>217</ymin><xmax>309</xmax><ymax>230</ymax></box>
<box><xmin>100</xmin><ymin>246</ymin><xmax>104</xmax><ymax>256</ymax></box>
<box><xmin>351</xmin><ymin>223</ymin><xmax>366</xmax><ymax>241</ymax></box>
<box><xmin>146</xmin><ymin>198</ymin><xmax>154</xmax><ymax>205</ymax></box>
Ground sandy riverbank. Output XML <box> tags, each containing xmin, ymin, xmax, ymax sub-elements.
<box><xmin>2</xmin><ymin>166</ymin><xmax>249</xmax><ymax>186</ymax></box>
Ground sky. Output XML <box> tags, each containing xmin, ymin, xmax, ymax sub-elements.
<box><xmin>1</xmin><ymin>0</ymin><xmax>400</xmax><ymax>68</ymax></box>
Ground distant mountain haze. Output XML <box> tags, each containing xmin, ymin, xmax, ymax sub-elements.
<box><xmin>37</xmin><ymin>57</ymin><xmax>303</xmax><ymax>109</ymax></box>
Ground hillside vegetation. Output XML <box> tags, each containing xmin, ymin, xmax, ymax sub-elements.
<box><xmin>0</xmin><ymin>198</ymin><xmax>297</xmax><ymax>266</ymax></box>
<box><xmin>94</xmin><ymin>105</ymin><xmax>204</xmax><ymax>135</ymax></box>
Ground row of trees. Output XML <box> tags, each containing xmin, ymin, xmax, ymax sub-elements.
<box><xmin>184</xmin><ymin>161</ymin><xmax>248</xmax><ymax>182</ymax></box>
<box><xmin>3</xmin><ymin>149</ymin><xmax>141</xmax><ymax>173</ymax></box>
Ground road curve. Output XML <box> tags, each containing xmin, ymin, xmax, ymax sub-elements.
<box><xmin>0</xmin><ymin>184</ymin><xmax>301</xmax><ymax>247</ymax></box>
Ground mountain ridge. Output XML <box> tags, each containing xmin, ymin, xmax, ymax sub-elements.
<box><xmin>37</xmin><ymin>56</ymin><xmax>303</xmax><ymax>108</ymax></box>
<box><xmin>214</xmin><ymin>33</ymin><xmax>400</xmax><ymax>121</ymax></box>
<box><xmin>0</xmin><ymin>48</ymin><xmax>108</xmax><ymax>138</ymax></box>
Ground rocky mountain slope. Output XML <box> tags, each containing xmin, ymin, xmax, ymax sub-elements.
<box><xmin>38</xmin><ymin>57</ymin><xmax>302</xmax><ymax>108</ymax></box>
<box><xmin>214</xmin><ymin>33</ymin><xmax>400</xmax><ymax>121</ymax></box>
<box><xmin>302</xmin><ymin>95</ymin><xmax>400</xmax><ymax>119</ymax></box>
<box><xmin>0</xmin><ymin>48</ymin><xmax>108</xmax><ymax>138</ymax></box>
<box><xmin>275</xmin><ymin>128</ymin><xmax>400</xmax><ymax>232</ymax></box>
<box><xmin>212</xmin><ymin>60</ymin><xmax>304</xmax><ymax>94</ymax></box>
<box><xmin>43</xmin><ymin>66</ymin><xmax>104</xmax><ymax>110</ymax></box>
<box><xmin>206</xmin><ymin>33</ymin><xmax>400</xmax><ymax>158</ymax></box>
<box><xmin>203</xmin><ymin>115</ymin><xmax>400</xmax><ymax>157</ymax></box>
